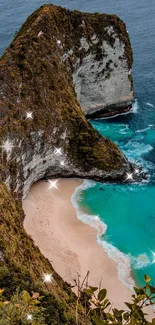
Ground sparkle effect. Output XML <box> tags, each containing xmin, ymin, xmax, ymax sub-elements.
<box><xmin>0</xmin><ymin>139</ymin><xmax>15</xmax><ymax>156</ymax></box>
<box><xmin>43</xmin><ymin>273</ymin><xmax>54</xmax><ymax>283</ymax></box>
<box><xmin>26</xmin><ymin>111</ymin><xmax>33</xmax><ymax>120</ymax></box>
<box><xmin>47</xmin><ymin>179</ymin><xmax>59</xmax><ymax>191</ymax></box>
<box><xmin>126</xmin><ymin>173</ymin><xmax>134</xmax><ymax>181</ymax></box>
<box><xmin>150</xmin><ymin>251</ymin><xmax>155</xmax><ymax>265</ymax></box>
<box><xmin>54</xmin><ymin>147</ymin><xmax>62</xmax><ymax>155</ymax></box>
<box><xmin>27</xmin><ymin>314</ymin><xmax>33</xmax><ymax>321</ymax></box>
<box><xmin>57</xmin><ymin>40</ymin><xmax>61</xmax><ymax>46</ymax></box>
<box><xmin>134</xmin><ymin>169</ymin><xmax>139</xmax><ymax>174</ymax></box>
<box><xmin>60</xmin><ymin>161</ymin><xmax>65</xmax><ymax>166</ymax></box>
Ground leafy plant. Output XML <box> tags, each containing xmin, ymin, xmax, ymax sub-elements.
<box><xmin>0</xmin><ymin>275</ymin><xmax>155</xmax><ymax>324</ymax></box>
<box><xmin>74</xmin><ymin>274</ymin><xmax>155</xmax><ymax>325</ymax></box>
<box><xmin>0</xmin><ymin>288</ymin><xmax>45</xmax><ymax>325</ymax></box>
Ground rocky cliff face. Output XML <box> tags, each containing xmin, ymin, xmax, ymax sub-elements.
<box><xmin>54</xmin><ymin>9</ymin><xmax>134</xmax><ymax>118</ymax></box>
<box><xmin>71</xmin><ymin>23</ymin><xmax>134</xmax><ymax>118</ymax></box>
<box><xmin>0</xmin><ymin>4</ymin><xmax>134</xmax><ymax>201</ymax></box>
<box><xmin>0</xmin><ymin>4</ymin><xmax>134</xmax><ymax>320</ymax></box>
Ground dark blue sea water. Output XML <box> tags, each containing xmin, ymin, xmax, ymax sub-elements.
<box><xmin>1</xmin><ymin>0</ymin><xmax>155</xmax><ymax>288</ymax></box>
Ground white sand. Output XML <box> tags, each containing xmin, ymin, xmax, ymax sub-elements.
<box><xmin>23</xmin><ymin>178</ymin><xmax>135</xmax><ymax>310</ymax></box>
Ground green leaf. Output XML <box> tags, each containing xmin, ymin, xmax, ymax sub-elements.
<box><xmin>92</xmin><ymin>314</ymin><xmax>107</xmax><ymax>325</ymax></box>
<box><xmin>137</xmin><ymin>308</ymin><xmax>145</xmax><ymax>319</ymax></box>
<box><xmin>133</xmin><ymin>287</ymin><xmax>139</xmax><ymax>295</ymax></box>
<box><xmin>83</xmin><ymin>288</ymin><xmax>94</xmax><ymax>296</ymax></box>
<box><xmin>103</xmin><ymin>302</ymin><xmax>111</xmax><ymax>310</ymax></box>
<box><xmin>98</xmin><ymin>289</ymin><xmax>107</xmax><ymax>301</ymax></box>
<box><xmin>22</xmin><ymin>290</ymin><xmax>31</xmax><ymax>303</ymax></box>
<box><xmin>123</xmin><ymin>312</ymin><xmax>130</xmax><ymax>321</ymax></box>
<box><xmin>125</xmin><ymin>302</ymin><xmax>133</xmax><ymax>310</ymax></box>
<box><xmin>103</xmin><ymin>299</ymin><xmax>109</xmax><ymax>306</ymax></box>
<box><xmin>149</xmin><ymin>285</ymin><xmax>155</xmax><ymax>294</ymax></box>
<box><xmin>144</xmin><ymin>275</ymin><xmax>151</xmax><ymax>283</ymax></box>
<box><xmin>106</xmin><ymin>313</ymin><xmax>114</xmax><ymax>321</ymax></box>
<box><xmin>89</xmin><ymin>286</ymin><xmax>98</xmax><ymax>293</ymax></box>
<box><xmin>137</xmin><ymin>294</ymin><xmax>146</xmax><ymax>302</ymax></box>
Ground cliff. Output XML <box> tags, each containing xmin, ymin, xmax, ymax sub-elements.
<box><xmin>0</xmin><ymin>4</ymin><xmax>135</xmax><ymax>200</ymax></box>
<box><xmin>0</xmin><ymin>4</ymin><xmax>134</xmax><ymax>323</ymax></box>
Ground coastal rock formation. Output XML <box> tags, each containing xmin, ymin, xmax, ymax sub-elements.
<box><xmin>72</xmin><ymin>27</ymin><xmax>134</xmax><ymax>118</ymax></box>
<box><xmin>0</xmin><ymin>4</ymin><xmax>134</xmax><ymax>321</ymax></box>
<box><xmin>0</xmin><ymin>4</ymin><xmax>134</xmax><ymax>201</ymax></box>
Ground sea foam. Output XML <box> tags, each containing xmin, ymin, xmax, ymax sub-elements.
<box><xmin>131</xmin><ymin>253</ymin><xmax>150</xmax><ymax>269</ymax></box>
<box><xmin>71</xmin><ymin>180</ymin><xmax>135</xmax><ymax>291</ymax></box>
<box><xmin>71</xmin><ymin>180</ymin><xmax>107</xmax><ymax>235</ymax></box>
<box><xmin>97</xmin><ymin>99</ymin><xmax>139</xmax><ymax>121</ymax></box>
<box><xmin>146</xmin><ymin>102</ymin><xmax>154</xmax><ymax>108</ymax></box>
<box><xmin>131</xmin><ymin>98</ymin><xmax>139</xmax><ymax>113</ymax></box>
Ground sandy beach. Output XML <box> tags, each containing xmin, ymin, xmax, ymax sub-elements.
<box><xmin>23</xmin><ymin>178</ymin><xmax>135</xmax><ymax>310</ymax></box>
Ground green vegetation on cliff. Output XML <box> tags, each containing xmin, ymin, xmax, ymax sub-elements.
<box><xmin>0</xmin><ymin>4</ymin><xmax>139</xmax><ymax>325</ymax></box>
<box><xmin>0</xmin><ymin>4</ymin><xmax>132</xmax><ymax>180</ymax></box>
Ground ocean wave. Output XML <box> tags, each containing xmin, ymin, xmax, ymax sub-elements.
<box><xmin>135</xmin><ymin>126</ymin><xmax>151</xmax><ymax>133</ymax></box>
<box><xmin>119</xmin><ymin>125</ymin><xmax>130</xmax><ymax>134</ymax></box>
<box><xmin>131</xmin><ymin>99</ymin><xmax>139</xmax><ymax>113</ymax></box>
<box><xmin>146</xmin><ymin>102</ymin><xmax>154</xmax><ymax>108</ymax></box>
<box><xmin>71</xmin><ymin>180</ymin><xmax>135</xmax><ymax>291</ymax></box>
<box><xmin>119</xmin><ymin>130</ymin><xmax>129</xmax><ymax>135</ymax></box>
<box><xmin>71</xmin><ymin>180</ymin><xmax>106</xmax><ymax>235</ymax></box>
<box><xmin>97</xmin><ymin>238</ymin><xmax>135</xmax><ymax>291</ymax></box>
<box><xmin>122</xmin><ymin>142</ymin><xmax>153</xmax><ymax>159</ymax></box>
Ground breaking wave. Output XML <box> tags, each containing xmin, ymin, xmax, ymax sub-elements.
<box><xmin>71</xmin><ymin>180</ymin><xmax>106</xmax><ymax>235</ymax></box>
<box><xmin>131</xmin><ymin>99</ymin><xmax>139</xmax><ymax>113</ymax></box>
<box><xmin>135</xmin><ymin>124</ymin><xmax>154</xmax><ymax>133</ymax></box>
<box><xmin>146</xmin><ymin>102</ymin><xmax>154</xmax><ymax>108</ymax></box>
<box><xmin>71</xmin><ymin>180</ymin><xmax>135</xmax><ymax>291</ymax></box>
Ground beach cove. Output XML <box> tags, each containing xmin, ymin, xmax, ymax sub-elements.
<box><xmin>23</xmin><ymin>178</ymin><xmax>133</xmax><ymax>310</ymax></box>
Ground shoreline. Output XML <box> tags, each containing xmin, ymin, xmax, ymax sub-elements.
<box><xmin>23</xmin><ymin>178</ymin><xmax>133</xmax><ymax>310</ymax></box>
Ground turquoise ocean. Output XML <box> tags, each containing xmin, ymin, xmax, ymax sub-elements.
<box><xmin>1</xmin><ymin>0</ymin><xmax>155</xmax><ymax>289</ymax></box>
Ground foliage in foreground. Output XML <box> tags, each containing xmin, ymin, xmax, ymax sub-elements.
<box><xmin>0</xmin><ymin>288</ymin><xmax>45</xmax><ymax>325</ymax></box>
<box><xmin>0</xmin><ymin>275</ymin><xmax>155</xmax><ymax>325</ymax></box>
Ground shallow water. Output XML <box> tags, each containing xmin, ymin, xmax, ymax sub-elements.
<box><xmin>1</xmin><ymin>0</ymin><xmax>155</xmax><ymax>287</ymax></box>
<box><xmin>78</xmin><ymin>103</ymin><xmax>155</xmax><ymax>287</ymax></box>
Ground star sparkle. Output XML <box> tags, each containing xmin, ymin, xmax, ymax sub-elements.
<box><xmin>43</xmin><ymin>273</ymin><xmax>54</xmax><ymax>283</ymax></box>
<box><xmin>60</xmin><ymin>161</ymin><xmax>65</xmax><ymax>166</ymax></box>
<box><xmin>47</xmin><ymin>179</ymin><xmax>59</xmax><ymax>191</ymax></box>
<box><xmin>26</xmin><ymin>111</ymin><xmax>33</xmax><ymax>120</ymax></box>
<box><xmin>54</xmin><ymin>147</ymin><xmax>62</xmax><ymax>155</ymax></box>
<box><xmin>134</xmin><ymin>169</ymin><xmax>139</xmax><ymax>174</ymax></box>
<box><xmin>27</xmin><ymin>314</ymin><xmax>33</xmax><ymax>321</ymax></box>
<box><xmin>126</xmin><ymin>173</ymin><xmax>134</xmax><ymax>181</ymax></box>
<box><xmin>0</xmin><ymin>139</ymin><xmax>15</xmax><ymax>156</ymax></box>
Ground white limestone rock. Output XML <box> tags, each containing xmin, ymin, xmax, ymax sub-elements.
<box><xmin>72</xmin><ymin>36</ymin><xmax>134</xmax><ymax>117</ymax></box>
